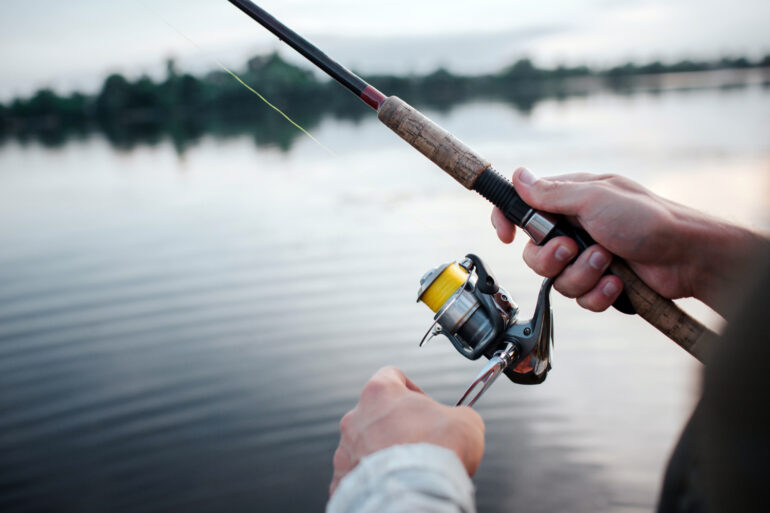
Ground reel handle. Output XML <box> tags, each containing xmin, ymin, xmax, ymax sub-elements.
<box><xmin>378</xmin><ymin>95</ymin><xmax>712</xmax><ymax>362</ymax></box>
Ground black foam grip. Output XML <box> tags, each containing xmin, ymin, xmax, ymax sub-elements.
<box><xmin>473</xmin><ymin>167</ymin><xmax>532</xmax><ymax>226</ymax></box>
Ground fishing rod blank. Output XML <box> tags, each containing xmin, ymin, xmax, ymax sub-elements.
<box><xmin>227</xmin><ymin>0</ymin><xmax>386</xmax><ymax>110</ymax></box>
<box><xmin>226</xmin><ymin>0</ymin><xmax>713</xmax><ymax>361</ymax></box>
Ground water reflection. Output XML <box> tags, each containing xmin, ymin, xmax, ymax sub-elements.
<box><xmin>2</xmin><ymin>67</ymin><xmax>766</xmax><ymax>154</ymax></box>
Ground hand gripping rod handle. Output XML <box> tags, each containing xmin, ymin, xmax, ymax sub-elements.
<box><xmin>377</xmin><ymin>96</ymin><xmax>712</xmax><ymax>362</ymax></box>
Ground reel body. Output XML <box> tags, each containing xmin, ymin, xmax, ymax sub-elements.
<box><xmin>417</xmin><ymin>254</ymin><xmax>554</xmax><ymax>405</ymax></box>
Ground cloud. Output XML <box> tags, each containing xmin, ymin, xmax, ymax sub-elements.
<box><xmin>309</xmin><ymin>26</ymin><xmax>569</xmax><ymax>75</ymax></box>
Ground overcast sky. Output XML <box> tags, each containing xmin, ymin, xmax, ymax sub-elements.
<box><xmin>1</xmin><ymin>0</ymin><xmax>768</xmax><ymax>100</ymax></box>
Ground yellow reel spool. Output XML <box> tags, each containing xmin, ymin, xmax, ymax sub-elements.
<box><xmin>420</xmin><ymin>263</ymin><xmax>469</xmax><ymax>313</ymax></box>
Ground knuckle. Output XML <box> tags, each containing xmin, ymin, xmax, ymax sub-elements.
<box><xmin>521</xmin><ymin>246</ymin><xmax>540</xmax><ymax>272</ymax></box>
<box><xmin>513</xmin><ymin>167</ymin><xmax>528</xmax><ymax>179</ymax></box>
<box><xmin>537</xmin><ymin>179</ymin><xmax>560</xmax><ymax>196</ymax></box>
<box><xmin>332</xmin><ymin>446</ymin><xmax>346</xmax><ymax>469</ymax></box>
<box><xmin>575</xmin><ymin>296</ymin><xmax>593</xmax><ymax>311</ymax></box>
<box><xmin>576</xmin><ymin>295</ymin><xmax>607</xmax><ymax>312</ymax></box>
<box><xmin>521</xmin><ymin>241</ymin><xmax>537</xmax><ymax>260</ymax></box>
<box><xmin>360</xmin><ymin>379</ymin><xmax>389</xmax><ymax>402</ymax></box>
<box><xmin>385</xmin><ymin>365</ymin><xmax>403</xmax><ymax>375</ymax></box>
<box><xmin>526</xmin><ymin>259</ymin><xmax>551</xmax><ymax>277</ymax></box>
<box><xmin>574</xmin><ymin>172</ymin><xmax>597</xmax><ymax>181</ymax></box>
<box><xmin>339</xmin><ymin>410</ymin><xmax>354</xmax><ymax>434</ymax></box>
<box><xmin>375</xmin><ymin>365</ymin><xmax>401</xmax><ymax>380</ymax></box>
<box><xmin>523</xmin><ymin>244</ymin><xmax>558</xmax><ymax>277</ymax></box>
<box><xmin>554</xmin><ymin>279</ymin><xmax>579</xmax><ymax>299</ymax></box>
<box><xmin>602</xmin><ymin>173</ymin><xmax>634</xmax><ymax>191</ymax></box>
<box><xmin>556</xmin><ymin>251</ymin><xmax>607</xmax><ymax>298</ymax></box>
<box><xmin>542</xmin><ymin>265</ymin><xmax>563</xmax><ymax>279</ymax></box>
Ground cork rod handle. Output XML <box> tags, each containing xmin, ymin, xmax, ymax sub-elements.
<box><xmin>378</xmin><ymin>96</ymin><xmax>490</xmax><ymax>188</ymax></box>
<box><xmin>378</xmin><ymin>96</ymin><xmax>711</xmax><ymax>361</ymax></box>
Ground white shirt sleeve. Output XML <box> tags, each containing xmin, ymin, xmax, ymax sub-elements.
<box><xmin>326</xmin><ymin>443</ymin><xmax>477</xmax><ymax>513</ymax></box>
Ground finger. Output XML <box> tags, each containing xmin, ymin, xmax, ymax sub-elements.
<box><xmin>329</xmin><ymin>449</ymin><xmax>346</xmax><ymax>496</ymax></box>
<box><xmin>552</xmin><ymin>245</ymin><xmax>613</xmax><ymax>298</ymax></box>
<box><xmin>576</xmin><ymin>275</ymin><xmax>624</xmax><ymax>312</ymax></box>
<box><xmin>361</xmin><ymin>366</ymin><xmax>417</xmax><ymax>404</ymax></box>
<box><xmin>402</xmin><ymin>374</ymin><xmax>424</xmax><ymax>394</ymax></box>
<box><xmin>491</xmin><ymin>207</ymin><xmax>516</xmax><ymax>244</ymax></box>
<box><xmin>332</xmin><ymin>445</ymin><xmax>353</xmax><ymax>475</ymax></box>
<box><xmin>451</xmin><ymin>407</ymin><xmax>486</xmax><ymax>476</ymax></box>
<box><xmin>511</xmin><ymin>168</ymin><xmax>594</xmax><ymax>217</ymax></box>
<box><xmin>330</xmin><ymin>438</ymin><xmax>356</xmax><ymax>496</ymax></box>
<box><xmin>329</xmin><ymin>470</ymin><xmax>344</xmax><ymax>497</ymax></box>
<box><xmin>339</xmin><ymin>409</ymin><xmax>355</xmax><ymax>436</ymax></box>
<box><xmin>521</xmin><ymin>237</ymin><xmax>579</xmax><ymax>278</ymax></box>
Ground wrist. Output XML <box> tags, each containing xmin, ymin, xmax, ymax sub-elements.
<box><xmin>679</xmin><ymin>208</ymin><xmax>767</xmax><ymax>312</ymax></box>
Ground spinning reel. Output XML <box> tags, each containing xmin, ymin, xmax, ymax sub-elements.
<box><xmin>417</xmin><ymin>254</ymin><xmax>554</xmax><ymax>407</ymax></box>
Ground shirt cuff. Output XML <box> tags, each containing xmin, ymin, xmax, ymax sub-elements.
<box><xmin>326</xmin><ymin>443</ymin><xmax>476</xmax><ymax>513</ymax></box>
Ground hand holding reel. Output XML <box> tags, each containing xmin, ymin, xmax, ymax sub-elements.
<box><xmin>417</xmin><ymin>254</ymin><xmax>554</xmax><ymax>407</ymax></box>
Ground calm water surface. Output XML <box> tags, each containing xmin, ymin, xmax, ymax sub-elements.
<box><xmin>1</xmin><ymin>84</ymin><xmax>768</xmax><ymax>512</ymax></box>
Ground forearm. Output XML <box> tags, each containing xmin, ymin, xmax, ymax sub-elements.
<box><xmin>674</xmin><ymin>204</ymin><xmax>768</xmax><ymax>313</ymax></box>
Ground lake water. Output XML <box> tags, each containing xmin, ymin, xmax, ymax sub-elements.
<box><xmin>1</xmin><ymin>80</ymin><xmax>768</xmax><ymax>512</ymax></box>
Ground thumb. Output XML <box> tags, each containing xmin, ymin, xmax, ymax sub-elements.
<box><xmin>512</xmin><ymin>168</ymin><xmax>591</xmax><ymax>217</ymax></box>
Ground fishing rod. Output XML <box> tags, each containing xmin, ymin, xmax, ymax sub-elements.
<box><xmin>227</xmin><ymin>0</ymin><xmax>712</xmax><ymax>377</ymax></box>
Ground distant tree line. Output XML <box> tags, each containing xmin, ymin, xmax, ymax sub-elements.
<box><xmin>1</xmin><ymin>53</ymin><xmax>768</xmax><ymax>151</ymax></box>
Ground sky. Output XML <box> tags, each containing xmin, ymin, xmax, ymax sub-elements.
<box><xmin>0</xmin><ymin>0</ymin><xmax>768</xmax><ymax>100</ymax></box>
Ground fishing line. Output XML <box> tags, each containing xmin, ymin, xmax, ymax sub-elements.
<box><xmin>135</xmin><ymin>0</ymin><xmax>460</xmax><ymax>252</ymax></box>
<box><xmin>217</xmin><ymin>65</ymin><xmax>335</xmax><ymax>156</ymax></box>
<box><xmin>137</xmin><ymin>0</ymin><xmax>335</xmax><ymax>156</ymax></box>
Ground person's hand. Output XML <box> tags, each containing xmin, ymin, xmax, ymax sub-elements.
<box><xmin>329</xmin><ymin>366</ymin><xmax>484</xmax><ymax>497</ymax></box>
<box><xmin>491</xmin><ymin>168</ymin><xmax>762</xmax><ymax>313</ymax></box>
